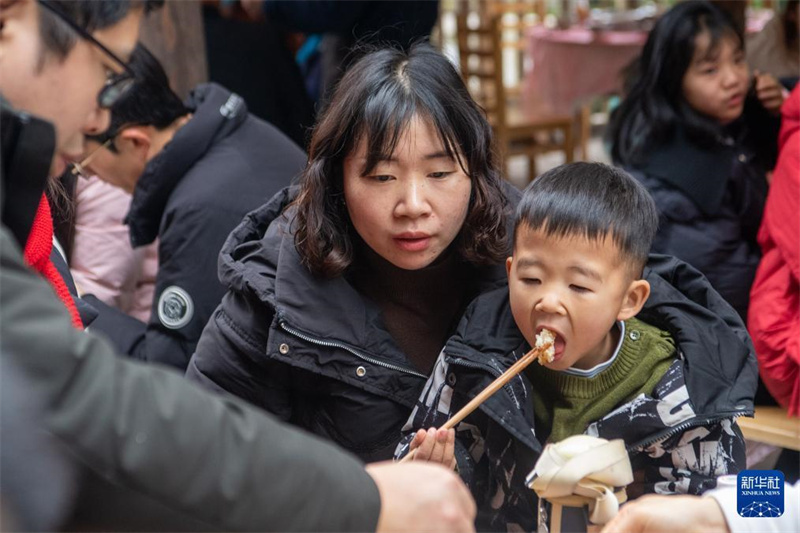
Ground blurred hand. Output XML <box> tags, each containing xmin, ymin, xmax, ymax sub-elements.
<box><xmin>754</xmin><ymin>70</ymin><xmax>786</xmax><ymax>115</ymax></box>
<box><xmin>366</xmin><ymin>461</ymin><xmax>476</xmax><ymax>533</ymax></box>
<box><xmin>409</xmin><ymin>427</ymin><xmax>457</xmax><ymax>469</ymax></box>
<box><xmin>599</xmin><ymin>495</ymin><xmax>729</xmax><ymax>533</ymax></box>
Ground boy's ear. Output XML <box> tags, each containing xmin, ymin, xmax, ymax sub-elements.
<box><xmin>617</xmin><ymin>279</ymin><xmax>650</xmax><ymax>321</ymax></box>
<box><xmin>116</xmin><ymin>127</ymin><xmax>151</xmax><ymax>163</ymax></box>
<box><xmin>506</xmin><ymin>256</ymin><xmax>513</xmax><ymax>277</ymax></box>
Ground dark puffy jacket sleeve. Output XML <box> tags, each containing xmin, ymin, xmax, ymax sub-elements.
<box><xmin>642</xmin><ymin>253</ymin><xmax>758</xmax><ymax>415</ymax></box>
<box><xmin>186</xmin><ymin>288</ymin><xmax>294</xmax><ymax>421</ymax></box>
<box><xmin>644</xmin><ymin>253</ymin><xmax>752</xmax><ymax>347</ymax></box>
<box><xmin>1</xmin><ymin>225</ymin><xmax>381</xmax><ymax>532</ymax></box>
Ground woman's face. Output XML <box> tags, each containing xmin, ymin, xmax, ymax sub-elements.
<box><xmin>681</xmin><ymin>32</ymin><xmax>749</xmax><ymax>125</ymax></box>
<box><xmin>343</xmin><ymin>116</ymin><xmax>472</xmax><ymax>270</ymax></box>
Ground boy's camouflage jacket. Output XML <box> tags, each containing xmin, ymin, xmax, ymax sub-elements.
<box><xmin>396</xmin><ymin>255</ymin><xmax>757</xmax><ymax>531</ymax></box>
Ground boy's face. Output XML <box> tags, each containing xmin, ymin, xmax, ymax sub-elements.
<box><xmin>506</xmin><ymin>224</ymin><xmax>649</xmax><ymax>371</ymax></box>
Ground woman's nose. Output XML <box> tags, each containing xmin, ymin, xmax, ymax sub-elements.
<box><xmin>394</xmin><ymin>179</ymin><xmax>431</xmax><ymax>218</ymax></box>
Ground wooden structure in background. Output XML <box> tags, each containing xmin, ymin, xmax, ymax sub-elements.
<box><xmin>139</xmin><ymin>0</ymin><xmax>208</xmax><ymax>98</ymax></box>
<box><xmin>456</xmin><ymin>0</ymin><xmax>574</xmax><ymax>182</ymax></box>
<box><xmin>738</xmin><ymin>406</ymin><xmax>800</xmax><ymax>451</ymax></box>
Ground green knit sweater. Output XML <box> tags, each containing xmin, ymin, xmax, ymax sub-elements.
<box><xmin>526</xmin><ymin>317</ymin><xmax>676</xmax><ymax>443</ymax></box>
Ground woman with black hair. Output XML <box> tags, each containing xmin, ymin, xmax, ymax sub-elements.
<box><xmin>186</xmin><ymin>43</ymin><xmax>518</xmax><ymax>462</ymax></box>
<box><xmin>607</xmin><ymin>0</ymin><xmax>785</xmax><ymax>321</ymax></box>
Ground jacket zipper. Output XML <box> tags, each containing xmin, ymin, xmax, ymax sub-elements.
<box><xmin>449</xmin><ymin>354</ymin><xmax>543</xmax><ymax>453</ymax></box>
<box><xmin>628</xmin><ymin>410</ymin><xmax>751</xmax><ymax>452</ymax></box>
<box><xmin>278</xmin><ymin>321</ymin><xmax>428</xmax><ymax>379</ymax></box>
<box><xmin>449</xmin><ymin>356</ymin><xmax>504</xmax><ymax>378</ymax></box>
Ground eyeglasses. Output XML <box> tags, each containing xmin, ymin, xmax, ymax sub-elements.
<box><xmin>37</xmin><ymin>0</ymin><xmax>136</xmax><ymax>109</ymax></box>
<box><xmin>71</xmin><ymin>138</ymin><xmax>112</xmax><ymax>178</ymax></box>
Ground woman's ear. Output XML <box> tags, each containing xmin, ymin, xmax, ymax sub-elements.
<box><xmin>617</xmin><ymin>279</ymin><xmax>650</xmax><ymax>321</ymax></box>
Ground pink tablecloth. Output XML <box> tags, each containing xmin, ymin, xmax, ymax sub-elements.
<box><xmin>523</xmin><ymin>26</ymin><xmax>647</xmax><ymax>115</ymax></box>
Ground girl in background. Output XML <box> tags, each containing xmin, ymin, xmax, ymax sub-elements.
<box><xmin>608</xmin><ymin>0</ymin><xmax>785</xmax><ymax>321</ymax></box>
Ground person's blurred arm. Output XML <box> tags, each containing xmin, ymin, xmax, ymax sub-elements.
<box><xmin>1</xmin><ymin>223</ymin><xmax>380</xmax><ymax>531</ymax></box>
<box><xmin>754</xmin><ymin>71</ymin><xmax>788</xmax><ymax>115</ymax></box>
<box><xmin>367</xmin><ymin>462</ymin><xmax>476</xmax><ymax>533</ymax></box>
<box><xmin>2</xmin><ymin>223</ymin><xmax>477</xmax><ymax>532</ymax></box>
<box><xmin>704</xmin><ymin>479</ymin><xmax>799</xmax><ymax>533</ymax></box>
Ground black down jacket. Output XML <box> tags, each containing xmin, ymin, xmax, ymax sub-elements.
<box><xmin>85</xmin><ymin>83</ymin><xmax>306</xmax><ymax>370</ymax></box>
<box><xmin>186</xmin><ymin>185</ymin><xmax>518</xmax><ymax>462</ymax></box>
<box><xmin>396</xmin><ymin>254</ymin><xmax>757</xmax><ymax>532</ymax></box>
<box><xmin>623</xmin><ymin>117</ymin><xmax>777</xmax><ymax>320</ymax></box>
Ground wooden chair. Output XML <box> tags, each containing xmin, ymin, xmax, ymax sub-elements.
<box><xmin>738</xmin><ymin>406</ymin><xmax>800</xmax><ymax>452</ymax></box>
<box><xmin>456</xmin><ymin>1</ymin><xmax>574</xmax><ymax>182</ymax></box>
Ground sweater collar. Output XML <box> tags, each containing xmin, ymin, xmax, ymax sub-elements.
<box><xmin>349</xmin><ymin>238</ymin><xmax>469</xmax><ymax>311</ymax></box>
<box><xmin>561</xmin><ymin>321</ymin><xmax>624</xmax><ymax>378</ymax></box>
<box><xmin>529</xmin><ymin>318</ymin><xmax>667</xmax><ymax>399</ymax></box>
<box><xmin>126</xmin><ymin>83</ymin><xmax>248</xmax><ymax>247</ymax></box>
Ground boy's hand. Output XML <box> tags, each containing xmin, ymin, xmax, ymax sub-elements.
<box><xmin>754</xmin><ymin>70</ymin><xmax>786</xmax><ymax>115</ymax></box>
<box><xmin>409</xmin><ymin>427</ymin><xmax>457</xmax><ymax>469</ymax></box>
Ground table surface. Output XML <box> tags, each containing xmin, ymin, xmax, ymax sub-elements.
<box><xmin>522</xmin><ymin>11</ymin><xmax>774</xmax><ymax>115</ymax></box>
<box><xmin>738</xmin><ymin>406</ymin><xmax>800</xmax><ymax>451</ymax></box>
<box><xmin>523</xmin><ymin>26</ymin><xmax>646</xmax><ymax>115</ymax></box>
<box><xmin>526</xmin><ymin>26</ymin><xmax>648</xmax><ymax>46</ymax></box>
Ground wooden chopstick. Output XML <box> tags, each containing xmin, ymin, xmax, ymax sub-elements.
<box><xmin>399</xmin><ymin>343</ymin><xmax>550</xmax><ymax>463</ymax></box>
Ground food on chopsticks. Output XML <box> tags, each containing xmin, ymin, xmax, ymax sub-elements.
<box><xmin>535</xmin><ymin>328</ymin><xmax>556</xmax><ymax>365</ymax></box>
<box><xmin>400</xmin><ymin>329</ymin><xmax>556</xmax><ymax>463</ymax></box>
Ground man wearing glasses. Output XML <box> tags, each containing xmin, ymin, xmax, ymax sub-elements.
<box><xmin>0</xmin><ymin>1</ymin><xmax>477</xmax><ymax>531</ymax></box>
<box><xmin>1</xmin><ymin>0</ymin><xmax>144</xmax><ymax>178</ymax></box>
<box><xmin>74</xmin><ymin>43</ymin><xmax>306</xmax><ymax>370</ymax></box>
<box><xmin>0</xmin><ymin>0</ymin><xmax>156</xmax><ymax>328</ymax></box>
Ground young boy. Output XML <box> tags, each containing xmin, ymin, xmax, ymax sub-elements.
<box><xmin>398</xmin><ymin>162</ymin><xmax>756</xmax><ymax>531</ymax></box>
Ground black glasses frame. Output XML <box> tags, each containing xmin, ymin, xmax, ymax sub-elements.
<box><xmin>37</xmin><ymin>0</ymin><xmax>136</xmax><ymax>109</ymax></box>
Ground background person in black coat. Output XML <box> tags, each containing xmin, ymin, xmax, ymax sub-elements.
<box><xmin>607</xmin><ymin>1</ymin><xmax>784</xmax><ymax>322</ymax></box>
<box><xmin>78</xmin><ymin>44</ymin><xmax>307</xmax><ymax>370</ymax></box>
